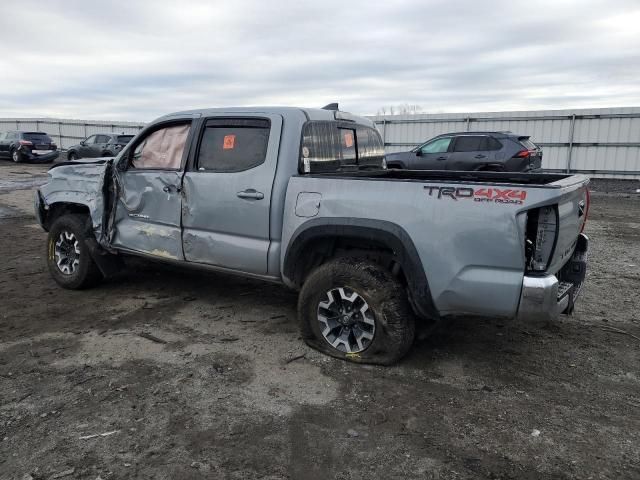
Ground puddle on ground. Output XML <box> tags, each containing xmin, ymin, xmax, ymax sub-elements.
<box><xmin>0</xmin><ymin>204</ymin><xmax>27</xmax><ymax>219</ymax></box>
<box><xmin>0</xmin><ymin>176</ymin><xmax>48</xmax><ymax>192</ymax></box>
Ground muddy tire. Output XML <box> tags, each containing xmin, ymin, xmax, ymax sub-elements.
<box><xmin>298</xmin><ymin>258</ymin><xmax>416</xmax><ymax>365</ymax></box>
<box><xmin>47</xmin><ymin>214</ymin><xmax>103</xmax><ymax>289</ymax></box>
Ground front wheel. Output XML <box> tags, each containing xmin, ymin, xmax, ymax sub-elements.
<box><xmin>47</xmin><ymin>214</ymin><xmax>103</xmax><ymax>289</ymax></box>
<box><xmin>67</xmin><ymin>151</ymin><xmax>78</xmax><ymax>161</ymax></box>
<box><xmin>298</xmin><ymin>258</ymin><xmax>416</xmax><ymax>365</ymax></box>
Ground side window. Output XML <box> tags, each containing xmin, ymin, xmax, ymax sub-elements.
<box><xmin>420</xmin><ymin>137</ymin><xmax>452</xmax><ymax>154</ymax></box>
<box><xmin>453</xmin><ymin>136</ymin><xmax>484</xmax><ymax>152</ymax></box>
<box><xmin>131</xmin><ymin>123</ymin><xmax>190</xmax><ymax>170</ymax></box>
<box><xmin>483</xmin><ymin>137</ymin><xmax>502</xmax><ymax>151</ymax></box>
<box><xmin>0</xmin><ymin>132</ymin><xmax>5</xmax><ymax>141</ymax></box>
<box><xmin>96</xmin><ymin>135</ymin><xmax>109</xmax><ymax>143</ymax></box>
<box><xmin>85</xmin><ymin>135</ymin><xmax>97</xmax><ymax>144</ymax></box>
<box><xmin>196</xmin><ymin>119</ymin><xmax>270</xmax><ymax>172</ymax></box>
<box><xmin>8</xmin><ymin>132</ymin><xmax>17</xmax><ymax>140</ymax></box>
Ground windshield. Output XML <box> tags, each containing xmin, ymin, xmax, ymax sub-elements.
<box><xmin>23</xmin><ymin>132</ymin><xmax>52</xmax><ymax>143</ymax></box>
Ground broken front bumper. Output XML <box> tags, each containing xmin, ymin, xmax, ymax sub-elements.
<box><xmin>517</xmin><ymin>233</ymin><xmax>589</xmax><ymax>322</ymax></box>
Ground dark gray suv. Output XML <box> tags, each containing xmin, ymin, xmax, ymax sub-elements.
<box><xmin>385</xmin><ymin>132</ymin><xmax>542</xmax><ymax>172</ymax></box>
<box><xmin>67</xmin><ymin>133</ymin><xmax>134</xmax><ymax>160</ymax></box>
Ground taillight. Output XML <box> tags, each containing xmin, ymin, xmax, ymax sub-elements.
<box><xmin>525</xmin><ymin>205</ymin><xmax>559</xmax><ymax>273</ymax></box>
<box><xmin>19</xmin><ymin>140</ymin><xmax>33</xmax><ymax>146</ymax></box>
<box><xmin>580</xmin><ymin>187</ymin><xmax>590</xmax><ymax>233</ymax></box>
<box><xmin>514</xmin><ymin>149</ymin><xmax>532</xmax><ymax>158</ymax></box>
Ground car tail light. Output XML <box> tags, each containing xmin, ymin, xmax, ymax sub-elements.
<box><xmin>525</xmin><ymin>205</ymin><xmax>558</xmax><ymax>272</ymax></box>
<box><xmin>514</xmin><ymin>149</ymin><xmax>532</xmax><ymax>158</ymax></box>
<box><xmin>580</xmin><ymin>187</ymin><xmax>590</xmax><ymax>233</ymax></box>
<box><xmin>19</xmin><ymin>140</ymin><xmax>33</xmax><ymax>146</ymax></box>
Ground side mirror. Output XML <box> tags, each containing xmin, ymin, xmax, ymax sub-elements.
<box><xmin>116</xmin><ymin>156</ymin><xmax>129</xmax><ymax>172</ymax></box>
<box><xmin>415</xmin><ymin>149</ymin><xmax>423</xmax><ymax>157</ymax></box>
<box><xmin>80</xmin><ymin>140</ymin><xmax>86</xmax><ymax>146</ymax></box>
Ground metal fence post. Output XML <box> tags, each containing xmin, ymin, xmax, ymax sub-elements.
<box><xmin>58</xmin><ymin>122</ymin><xmax>63</xmax><ymax>150</ymax></box>
<box><xmin>465</xmin><ymin>117</ymin><xmax>471</xmax><ymax>131</ymax></box>
<box><xmin>566</xmin><ymin>114</ymin><xmax>576</xmax><ymax>173</ymax></box>
<box><xmin>382</xmin><ymin>119</ymin><xmax>387</xmax><ymax>146</ymax></box>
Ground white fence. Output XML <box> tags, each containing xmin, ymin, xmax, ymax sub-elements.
<box><xmin>370</xmin><ymin>107</ymin><xmax>640</xmax><ymax>179</ymax></box>
<box><xmin>0</xmin><ymin>117</ymin><xmax>144</xmax><ymax>151</ymax></box>
<box><xmin>2</xmin><ymin>107</ymin><xmax>640</xmax><ymax>178</ymax></box>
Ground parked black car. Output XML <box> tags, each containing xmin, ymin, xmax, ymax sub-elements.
<box><xmin>385</xmin><ymin>132</ymin><xmax>542</xmax><ymax>172</ymax></box>
<box><xmin>67</xmin><ymin>133</ymin><xmax>134</xmax><ymax>160</ymax></box>
<box><xmin>0</xmin><ymin>131</ymin><xmax>59</xmax><ymax>163</ymax></box>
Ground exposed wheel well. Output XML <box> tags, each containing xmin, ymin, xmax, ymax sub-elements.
<box><xmin>43</xmin><ymin>202</ymin><xmax>91</xmax><ymax>231</ymax></box>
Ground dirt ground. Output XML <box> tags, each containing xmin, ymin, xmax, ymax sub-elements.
<box><xmin>0</xmin><ymin>161</ymin><xmax>639</xmax><ymax>480</ymax></box>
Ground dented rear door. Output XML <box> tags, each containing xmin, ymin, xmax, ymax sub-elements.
<box><xmin>181</xmin><ymin>114</ymin><xmax>282</xmax><ymax>274</ymax></box>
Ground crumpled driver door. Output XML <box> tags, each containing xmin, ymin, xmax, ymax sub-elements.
<box><xmin>109</xmin><ymin>121</ymin><xmax>193</xmax><ymax>260</ymax></box>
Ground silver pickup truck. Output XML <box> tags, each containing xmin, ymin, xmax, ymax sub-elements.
<box><xmin>35</xmin><ymin>106</ymin><xmax>590</xmax><ymax>364</ymax></box>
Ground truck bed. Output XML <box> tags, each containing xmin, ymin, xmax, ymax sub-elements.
<box><xmin>306</xmin><ymin>169</ymin><xmax>574</xmax><ymax>186</ymax></box>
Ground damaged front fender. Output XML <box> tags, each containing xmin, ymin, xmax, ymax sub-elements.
<box><xmin>35</xmin><ymin>160</ymin><xmax>114</xmax><ymax>245</ymax></box>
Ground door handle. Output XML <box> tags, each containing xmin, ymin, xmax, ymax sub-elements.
<box><xmin>436</xmin><ymin>156</ymin><xmax>447</xmax><ymax>160</ymax></box>
<box><xmin>475</xmin><ymin>154</ymin><xmax>487</xmax><ymax>159</ymax></box>
<box><xmin>237</xmin><ymin>189</ymin><xmax>264</xmax><ymax>200</ymax></box>
<box><xmin>162</xmin><ymin>185</ymin><xmax>180</xmax><ymax>193</ymax></box>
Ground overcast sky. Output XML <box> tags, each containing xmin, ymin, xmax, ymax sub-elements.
<box><xmin>1</xmin><ymin>0</ymin><xmax>639</xmax><ymax>121</ymax></box>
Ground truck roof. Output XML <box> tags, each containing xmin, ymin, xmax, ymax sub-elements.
<box><xmin>158</xmin><ymin>106</ymin><xmax>375</xmax><ymax>127</ymax></box>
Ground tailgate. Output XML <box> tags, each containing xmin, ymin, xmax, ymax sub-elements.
<box><xmin>545</xmin><ymin>179</ymin><xmax>590</xmax><ymax>274</ymax></box>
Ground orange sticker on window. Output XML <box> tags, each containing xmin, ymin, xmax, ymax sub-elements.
<box><xmin>344</xmin><ymin>132</ymin><xmax>354</xmax><ymax>148</ymax></box>
<box><xmin>223</xmin><ymin>134</ymin><xmax>236</xmax><ymax>149</ymax></box>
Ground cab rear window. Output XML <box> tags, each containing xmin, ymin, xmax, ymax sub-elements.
<box><xmin>300</xmin><ymin>121</ymin><xmax>385</xmax><ymax>173</ymax></box>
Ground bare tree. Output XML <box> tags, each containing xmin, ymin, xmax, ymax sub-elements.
<box><xmin>376</xmin><ymin>104</ymin><xmax>423</xmax><ymax>116</ymax></box>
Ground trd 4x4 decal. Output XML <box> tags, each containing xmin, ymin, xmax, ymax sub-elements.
<box><xmin>424</xmin><ymin>186</ymin><xmax>527</xmax><ymax>204</ymax></box>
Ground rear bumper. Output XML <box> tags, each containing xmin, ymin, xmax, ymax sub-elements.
<box><xmin>22</xmin><ymin>149</ymin><xmax>59</xmax><ymax>163</ymax></box>
<box><xmin>517</xmin><ymin>233</ymin><xmax>588</xmax><ymax>322</ymax></box>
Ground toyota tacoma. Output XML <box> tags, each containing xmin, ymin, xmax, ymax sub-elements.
<box><xmin>34</xmin><ymin>105</ymin><xmax>590</xmax><ymax>364</ymax></box>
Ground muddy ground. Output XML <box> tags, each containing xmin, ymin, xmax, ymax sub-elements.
<box><xmin>0</xmin><ymin>161</ymin><xmax>638</xmax><ymax>480</ymax></box>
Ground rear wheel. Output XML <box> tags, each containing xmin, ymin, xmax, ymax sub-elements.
<box><xmin>11</xmin><ymin>149</ymin><xmax>22</xmax><ymax>163</ymax></box>
<box><xmin>47</xmin><ymin>214</ymin><xmax>103</xmax><ymax>289</ymax></box>
<box><xmin>298</xmin><ymin>258</ymin><xmax>416</xmax><ymax>365</ymax></box>
<box><xmin>67</xmin><ymin>151</ymin><xmax>78</xmax><ymax>161</ymax></box>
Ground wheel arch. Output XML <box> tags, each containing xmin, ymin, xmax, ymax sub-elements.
<box><xmin>386</xmin><ymin>160</ymin><xmax>407</xmax><ymax>169</ymax></box>
<box><xmin>41</xmin><ymin>201</ymin><xmax>92</xmax><ymax>231</ymax></box>
<box><xmin>475</xmin><ymin>163</ymin><xmax>505</xmax><ymax>172</ymax></box>
<box><xmin>283</xmin><ymin>218</ymin><xmax>438</xmax><ymax>319</ymax></box>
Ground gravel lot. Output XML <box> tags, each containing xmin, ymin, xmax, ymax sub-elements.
<box><xmin>0</xmin><ymin>161</ymin><xmax>639</xmax><ymax>480</ymax></box>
